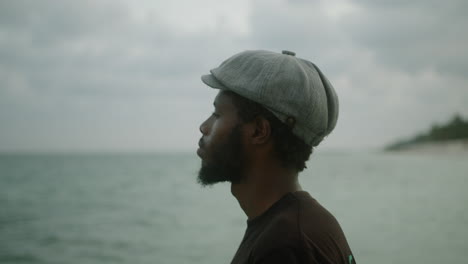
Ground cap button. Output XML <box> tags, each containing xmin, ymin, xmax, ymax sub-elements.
<box><xmin>282</xmin><ymin>50</ymin><xmax>296</xmax><ymax>56</ymax></box>
<box><xmin>286</xmin><ymin>116</ymin><xmax>296</xmax><ymax>128</ymax></box>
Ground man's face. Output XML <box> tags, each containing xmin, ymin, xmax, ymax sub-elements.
<box><xmin>197</xmin><ymin>91</ymin><xmax>245</xmax><ymax>186</ymax></box>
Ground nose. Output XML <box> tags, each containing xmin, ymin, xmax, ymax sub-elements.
<box><xmin>199</xmin><ymin>118</ymin><xmax>209</xmax><ymax>135</ymax></box>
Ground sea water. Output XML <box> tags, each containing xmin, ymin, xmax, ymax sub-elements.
<box><xmin>1</xmin><ymin>151</ymin><xmax>467</xmax><ymax>264</ymax></box>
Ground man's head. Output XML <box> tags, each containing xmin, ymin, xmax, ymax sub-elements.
<box><xmin>197</xmin><ymin>50</ymin><xmax>339</xmax><ymax>186</ymax></box>
<box><xmin>197</xmin><ymin>90</ymin><xmax>313</xmax><ymax>186</ymax></box>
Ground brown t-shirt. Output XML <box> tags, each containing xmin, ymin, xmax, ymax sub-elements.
<box><xmin>231</xmin><ymin>191</ymin><xmax>356</xmax><ymax>264</ymax></box>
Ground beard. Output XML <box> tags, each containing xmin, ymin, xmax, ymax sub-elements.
<box><xmin>197</xmin><ymin>125</ymin><xmax>245</xmax><ymax>186</ymax></box>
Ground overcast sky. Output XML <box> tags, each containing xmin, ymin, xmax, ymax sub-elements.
<box><xmin>1</xmin><ymin>0</ymin><xmax>467</xmax><ymax>152</ymax></box>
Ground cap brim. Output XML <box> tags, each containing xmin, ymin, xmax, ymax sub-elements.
<box><xmin>201</xmin><ymin>74</ymin><xmax>228</xmax><ymax>90</ymax></box>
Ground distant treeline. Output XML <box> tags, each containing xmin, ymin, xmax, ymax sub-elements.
<box><xmin>386</xmin><ymin>114</ymin><xmax>468</xmax><ymax>151</ymax></box>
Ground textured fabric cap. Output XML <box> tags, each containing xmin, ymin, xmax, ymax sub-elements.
<box><xmin>201</xmin><ymin>50</ymin><xmax>339</xmax><ymax>147</ymax></box>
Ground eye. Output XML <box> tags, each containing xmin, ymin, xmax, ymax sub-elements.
<box><xmin>211</xmin><ymin>112</ymin><xmax>220</xmax><ymax>118</ymax></box>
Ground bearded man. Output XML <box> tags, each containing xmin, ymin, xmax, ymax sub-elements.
<box><xmin>197</xmin><ymin>50</ymin><xmax>356</xmax><ymax>264</ymax></box>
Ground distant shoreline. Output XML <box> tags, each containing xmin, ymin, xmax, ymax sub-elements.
<box><xmin>385</xmin><ymin>114</ymin><xmax>468</xmax><ymax>154</ymax></box>
<box><xmin>386</xmin><ymin>139</ymin><xmax>468</xmax><ymax>155</ymax></box>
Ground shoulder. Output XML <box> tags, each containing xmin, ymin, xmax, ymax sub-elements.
<box><xmin>266</xmin><ymin>191</ymin><xmax>343</xmax><ymax>245</ymax></box>
<box><xmin>293</xmin><ymin>191</ymin><xmax>343</xmax><ymax>236</ymax></box>
<box><xmin>252</xmin><ymin>192</ymin><xmax>354</xmax><ymax>263</ymax></box>
<box><xmin>293</xmin><ymin>191</ymin><xmax>355</xmax><ymax>263</ymax></box>
<box><xmin>249</xmin><ymin>193</ymin><xmax>303</xmax><ymax>260</ymax></box>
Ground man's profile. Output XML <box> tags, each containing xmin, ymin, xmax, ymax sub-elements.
<box><xmin>196</xmin><ymin>50</ymin><xmax>356</xmax><ymax>264</ymax></box>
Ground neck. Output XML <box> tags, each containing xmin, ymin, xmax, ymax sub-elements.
<box><xmin>231</xmin><ymin>165</ymin><xmax>302</xmax><ymax>220</ymax></box>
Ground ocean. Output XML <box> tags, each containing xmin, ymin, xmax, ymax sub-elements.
<box><xmin>1</xmin><ymin>151</ymin><xmax>467</xmax><ymax>264</ymax></box>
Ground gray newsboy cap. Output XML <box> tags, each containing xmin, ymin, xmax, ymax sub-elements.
<box><xmin>201</xmin><ymin>50</ymin><xmax>338</xmax><ymax>147</ymax></box>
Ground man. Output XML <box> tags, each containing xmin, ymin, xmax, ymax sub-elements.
<box><xmin>197</xmin><ymin>50</ymin><xmax>356</xmax><ymax>264</ymax></box>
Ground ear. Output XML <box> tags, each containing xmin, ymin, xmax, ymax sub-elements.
<box><xmin>248</xmin><ymin>116</ymin><xmax>271</xmax><ymax>145</ymax></box>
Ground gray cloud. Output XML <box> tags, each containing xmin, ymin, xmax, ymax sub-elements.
<box><xmin>0</xmin><ymin>0</ymin><xmax>238</xmax><ymax>151</ymax></box>
<box><xmin>247</xmin><ymin>0</ymin><xmax>352</xmax><ymax>75</ymax></box>
<box><xmin>344</xmin><ymin>0</ymin><xmax>468</xmax><ymax>77</ymax></box>
<box><xmin>1</xmin><ymin>0</ymin><xmax>467</xmax><ymax>151</ymax></box>
<box><xmin>244</xmin><ymin>0</ymin><xmax>468</xmax><ymax>148</ymax></box>
<box><xmin>0</xmin><ymin>0</ymin><xmax>245</xmax><ymax>97</ymax></box>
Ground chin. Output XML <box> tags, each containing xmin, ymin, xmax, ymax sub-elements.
<box><xmin>200</xmin><ymin>157</ymin><xmax>210</xmax><ymax>167</ymax></box>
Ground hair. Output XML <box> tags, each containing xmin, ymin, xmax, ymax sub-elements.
<box><xmin>225</xmin><ymin>91</ymin><xmax>313</xmax><ymax>172</ymax></box>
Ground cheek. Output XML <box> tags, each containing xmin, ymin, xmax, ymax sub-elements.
<box><xmin>205</xmin><ymin>121</ymin><xmax>232</xmax><ymax>148</ymax></box>
<box><xmin>205</xmin><ymin>124</ymin><xmax>223</xmax><ymax>146</ymax></box>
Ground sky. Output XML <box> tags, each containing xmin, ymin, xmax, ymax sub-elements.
<box><xmin>1</xmin><ymin>0</ymin><xmax>467</xmax><ymax>152</ymax></box>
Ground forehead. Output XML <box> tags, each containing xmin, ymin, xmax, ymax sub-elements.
<box><xmin>213</xmin><ymin>90</ymin><xmax>237</xmax><ymax>110</ymax></box>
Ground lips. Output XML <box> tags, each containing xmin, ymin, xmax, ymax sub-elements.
<box><xmin>197</xmin><ymin>147</ymin><xmax>204</xmax><ymax>158</ymax></box>
<box><xmin>197</xmin><ymin>138</ymin><xmax>205</xmax><ymax>158</ymax></box>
